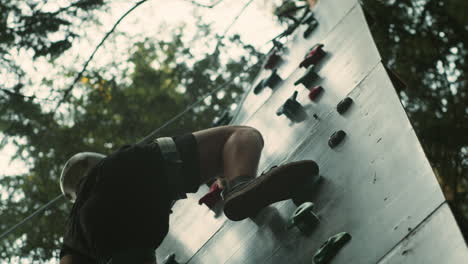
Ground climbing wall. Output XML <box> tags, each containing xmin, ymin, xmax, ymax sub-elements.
<box><xmin>156</xmin><ymin>0</ymin><xmax>468</xmax><ymax>263</ymax></box>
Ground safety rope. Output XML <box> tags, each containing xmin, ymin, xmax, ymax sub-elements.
<box><xmin>55</xmin><ymin>0</ymin><xmax>149</xmax><ymax>111</ymax></box>
<box><xmin>0</xmin><ymin>194</ymin><xmax>64</xmax><ymax>240</ymax></box>
<box><xmin>137</xmin><ymin>59</ymin><xmax>262</xmax><ymax>144</ymax></box>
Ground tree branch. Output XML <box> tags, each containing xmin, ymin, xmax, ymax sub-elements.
<box><xmin>183</xmin><ymin>0</ymin><xmax>225</xmax><ymax>8</ymax></box>
<box><xmin>0</xmin><ymin>87</ymin><xmax>56</xmax><ymax>102</ymax></box>
<box><xmin>54</xmin><ymin>0</ymin><xmax>149</xmax><ymax>111</ymax></box>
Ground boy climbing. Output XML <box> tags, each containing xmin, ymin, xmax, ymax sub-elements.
<box><xmin>59</xmin><ymin>125</ymin><xmax>318</xmax><ymax>264</ymax></box>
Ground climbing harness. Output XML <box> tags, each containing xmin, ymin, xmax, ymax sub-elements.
<box><xmin>155</xmin><ymin>137</ymin><xmax>186</xmax><ymax>203</ymax></box>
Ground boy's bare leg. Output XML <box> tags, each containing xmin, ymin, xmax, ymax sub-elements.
<box><xmin>193</xmin><ymin>125</ymin><xmax>264</xmax><ymax>184</ymax></box>
<box><xmin>194</xmin><ymin>125</ymin><xmax>318</xmax><ymax>221</ymax></box>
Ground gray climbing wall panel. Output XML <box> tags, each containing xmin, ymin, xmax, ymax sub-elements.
<box><xmin>231</xmin><ymin>0</ymin><xmax>360</xmax><ymax>125</ymax></box>
<box><xmin>378</xmin><ymin>204</ymin><xmax>468</xmax><ymax>264</ymax></box>
<box><xmin>156</xmin><ymin>0</ymin><xmax>468</xmax><ymax>263</ymax></box>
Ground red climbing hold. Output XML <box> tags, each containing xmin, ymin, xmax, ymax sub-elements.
<box><xmin>308</xmin><ymin>86</ymin><xmax>323</xmax><ymax>101</ymax></box>
<box><xmin>264</xmin><ymin>50</ymin><xmax>281</xmax><ymax>70</ymax></box>
<box><xmin>299</xmin><ymin>43</ymin><xmax>326</xmax><ymax>68</ymax></box>
<box><xmin>198</xmin><ymin>181</ymin><xmax>223</xmax><ymax>208</ymax></box>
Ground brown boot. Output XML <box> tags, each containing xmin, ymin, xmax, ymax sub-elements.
<box><xmin>222</xmin><ymin>160</ymin><xmax>319</xmax><ymax>221</ymax></box>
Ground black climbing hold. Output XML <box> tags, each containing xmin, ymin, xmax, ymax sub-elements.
<box><xmin>328</xmin><ymin>130</ymin><xmax>346</xmax><ymax>148</ymax></box>
<box><xmin>303</xmin><ymin>18</ymin><xmax>319</xmax><ymax>38</ymax></box>
<box><xmin>302</xmin><ymin>12</ymin><xmax>316</xmax><ymax>25</ymax></box>
<box><xmin>309</xmin><ymin>86</ymin><xmax>324</xmax><ymax>101</ymax></box>
<box><xmin>253</xmin><ymin>70</ymin><xmax>282</xmax><ymax>95</ymax></box>
<box><xmin>284</xmin><ymin>23</ymin><xmax>300</xmax><ymax>37</ymax></box>
<box><xmin>162</xmin><ymin>253</ymin><xmax>179</xmax><ymax>264</ymax></box>
<box><xmin>272</xmin><ymin>39</ymin><xmax>284</xmax><ymax>49</ymax></box>
<box><xmin>264</xmin><ymin>69</ymin><xmax>282</xmax><ymax>88</ymax></box>
<box><xmin>300</xmin><ymin>44</ymin><xmax>326</xmax><ymax>68</ymax></box>
<box><xmin>276</xmin><ymin>91</ymin><xmax>307</xmax><ymax>123</ymax></box>
<box><xmin>313</xmin><ymin>232</ymin><xmax>352</xmax><ymax>264</ymax></box>
<box><xmin>337</xmin><ymin>97</ymin><xmax>353</xmax><ymax>115</ymax></box>
<box><xmin>275</xmin><ymin>2</ymin><xmax>301</xmax><ymax>18</ymax></box>
<box><xmin>264</xmin><ymin>50</ymin><xmax>281</xmax><ymax>70</ymax></box>
<box><xmin>287</xmin><ymin>202</ymin><xmax>320</xmax><ymax>235</ymax></box>
<box><xmin>253</xmin><ymin>80</ymin><xmax>266</xmax><ymax>95</ymax></box>
<box><xmin>294</xmin><ymin>67</ymin><xmax>319</xmax><ymax>88</ymax></box>
<box><xmin>212</xmin><ymin>110</ymin><xmax>232</xmax><ymax>127</ymax></box>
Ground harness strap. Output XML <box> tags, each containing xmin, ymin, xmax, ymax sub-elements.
<box><xmin>155</xmin><ymin>137</ymin><xmax>187</xmax><ymax>201</ymax></box>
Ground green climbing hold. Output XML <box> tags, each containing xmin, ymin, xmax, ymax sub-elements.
<box><xmin>162</xmin><ymin>253</ymin><xmax>179</xmax><ymax>264</ymax></box>
<box><xmin>287</xmin><ymin>202</ymin><xmax>319</xmax><ymax>235</ymax></box>
<box><xmin>294</xmin><ymin>67</ymin><xmax>319</xmax><ymax>88</ymax></box>
<box><xmin>313</xmin><ymin>232</ymin><xmax>352</xmax><ymax>264</ymax></box>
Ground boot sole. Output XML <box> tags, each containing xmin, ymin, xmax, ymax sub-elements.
<box><xmin>223</xmin><ymin>160</ymin><xmax>319</xmax><ymax>221</ymax></box>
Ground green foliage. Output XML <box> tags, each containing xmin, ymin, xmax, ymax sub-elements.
<box><xmin>0</xmin><ymin>0</ymin><xmax>105</xmax><ymax>60</ymax></box>
<box><xmin>360</xmin><ymin>0</ymin><xmax>468</xmax><ymax>234</ymax></box>
<box><xmin>272</xmin><ymin>0</ymin><xmax>308</xmax><ymax>24</ymax></box>
<box><xmin>0</xmin><ymin>14</ymin><xmax>261</xmax><ymax>263</ymax></box>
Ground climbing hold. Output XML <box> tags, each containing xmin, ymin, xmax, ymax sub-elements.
<box><xmin>328</xmin><ymin>130</ymin><xmax>346</xmax><ymax>149</ymax></box>
<box><xmin>212</xmin><ymin>110</ymin><xmax>232</xmax><ymax>127</ymax></box>
<box><xmin>302</xmin><ymin>12</ymin><xmax>316</xmax><ymax>25</ymax></box>
<box><xmin>283</xmin><ymin>23</ymin><xmax>301</xmax><ymax>38</ymax></box>
<box><xmin>253</xmin><ymin>80</ymin><xmax>266</xmax><ymax>95</ymax></box>
<box><xmin>294</xmin><ymin>67</ymin><xmax>319</xmax><ymax>88</ymax></box>
<box><xmin>275</xmin><ymin>2</ymin><xmax>301</xmax><ymax>18</ymax></box>
<box><xmin>264</xmin><ymin>50</ymin><xmax>281</xmax><ymax>70</ymax></box>
<box><xmin>276</xmin><ymin>91</ymin><xmax>307</xmax><ymax>123</ymax></box>
<box><xmin>313</xmin><ymin>232</ymin><xmax>352</xmax><ymax>264</ymax></box>
<box><xmin>303</xmin><ymin>17</ymin><xmax>319</xmax><ymax>38</ymax></box>
<box><xmin>162</xmin><ymin>253</ymin><xmax>179</xmax><ymax>264</ymax></box>
<box><xmin>198</xmin><ymin>181</ymin><xmax>223</xmax><ymax>209</ymax></box>
<box><xmin>287</xmin><ymin>202</ymin><xmax>319</xmax><ymax>235</ymax></box>
<box><xmin>309</xmin><ymin>86</ymin><xmax>324</xmax><ymax>101</ymax></box>
<box><xmin>336</xmin><ymin>97</ymin><xmax>353</xmax><ymax>115</ymax></box>
<box><xmin>272</xmin><ymin>39</ymin><xmax>284</xmax><ymax>49</ymax></box>
<box><xmin>265</xmin><ymin>69</ymin><xmax>282</xmax><ymax>88</ymax></box>
<box><xmin>253</xmin><ymin>69</ymin><xmax>282</xmax><ymax>95</ymax></box>
<box><xmin>299</xmin><ymin>44</ymin><xmax>326</xmax><ymax>68</ymax></box>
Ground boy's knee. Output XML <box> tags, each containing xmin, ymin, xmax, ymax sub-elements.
<box><xmin>239</xmin><ymin>127</ymin><xmax>264</xmax><ymax>148</ymax></box>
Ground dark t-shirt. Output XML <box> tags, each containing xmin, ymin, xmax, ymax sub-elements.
<box><xmin>59</xmin><ymin>143</ymin><xmax>170</xmax><ymax>263</ymax></box>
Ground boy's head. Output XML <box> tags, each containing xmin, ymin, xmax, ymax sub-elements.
<box><xmin>60</xmin><ymin>152</ymin><xmax>105</xmax><ymax>202</ymax></box>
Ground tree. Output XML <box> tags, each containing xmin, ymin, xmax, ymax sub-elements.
<box><xmin>0</xmin><ymin>0</ymin><xmax>108</xmax><ymax>150</ymax></box>
<box><xmin>0</xmin><ymin>16</ymin><xmax>261</xmax><ymax>264</ymax></box>
<box><xmin>360</xmin><ymin>0</ymin><xmax>468</xmax><ymax>237</ymax></box>
<box><xmin>0</xmin><ymin>2</ymin><xmax>107</xmax><ymax>261</ymax></box>
<box><xmin>0</xmin><ymin>0</ymin><xmax>105</xmax><ymax>60</ymax></box>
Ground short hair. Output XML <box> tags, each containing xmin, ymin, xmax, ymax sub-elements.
<box><xmin>60</xmin><ymin>152</ymin><xmax>105</xmax><ymax>202</ymax></box>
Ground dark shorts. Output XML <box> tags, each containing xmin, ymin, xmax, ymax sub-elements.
<box><xmin>69</xmin><ymin>133</ymin><xmax>200</xmax><ymax>262</ymax></box>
